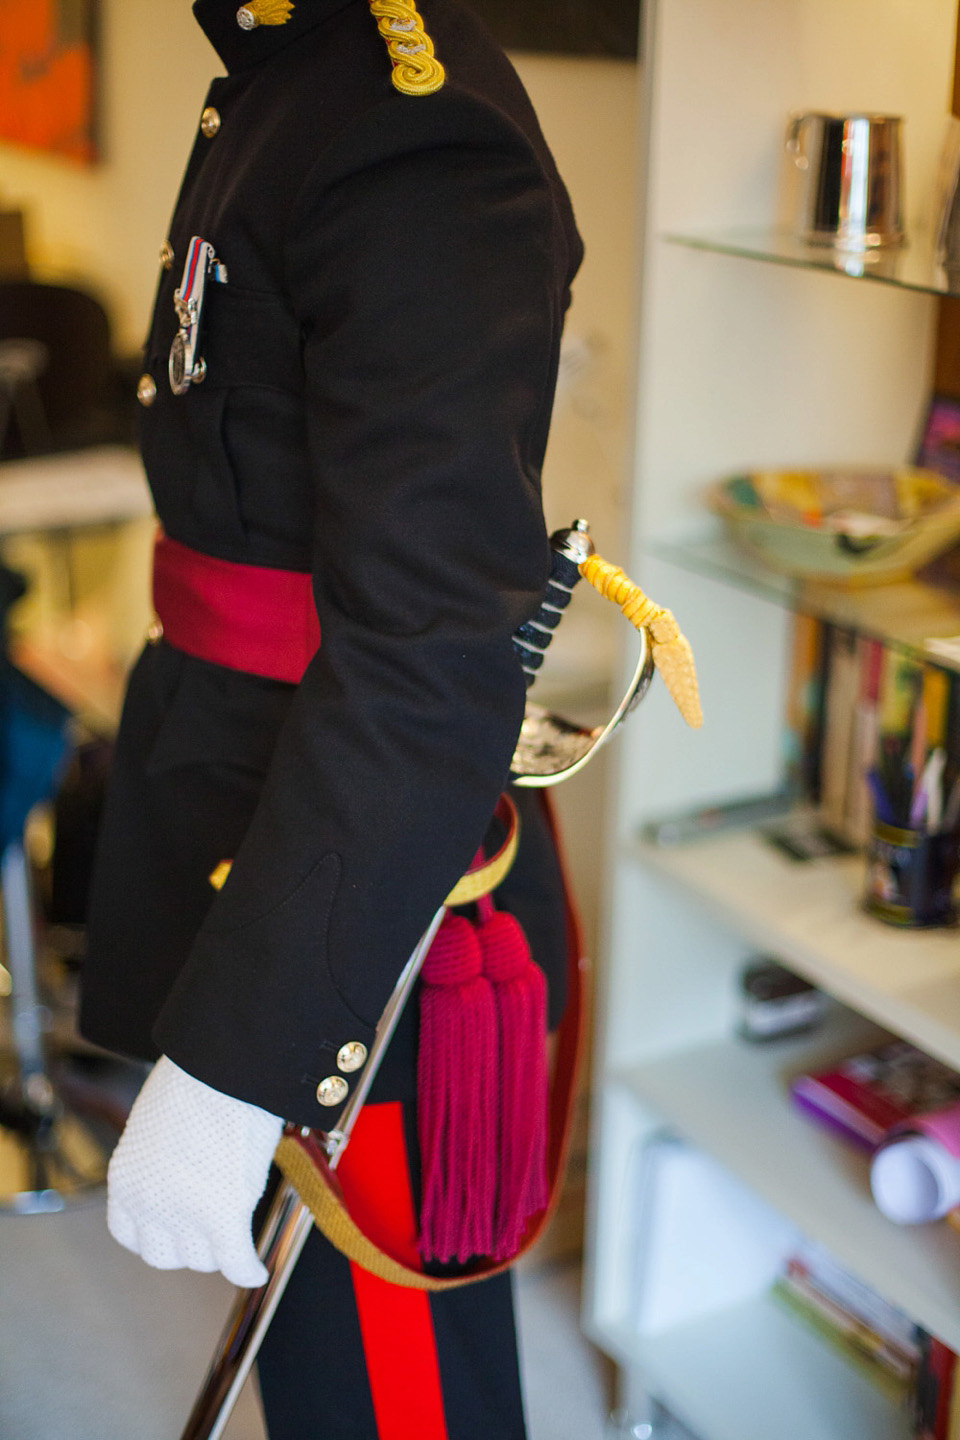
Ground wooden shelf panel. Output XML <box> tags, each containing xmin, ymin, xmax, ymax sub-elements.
<box><xmin>630</xmin><ymin>830</ymin><xmax>960</xmax><ymax>1075</ymax></box>
<box><xmin>612</xmin><ymin>1005</ymin><xmax>960</xmax><ymax>1351</ymax></box>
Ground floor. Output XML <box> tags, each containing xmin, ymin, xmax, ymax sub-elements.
<box><xmin>0</xmin><ymin>1188</ymin><xmax>609</xmax><ymax>1440</ymax></box>
<box><xmin>0</xmin><ymin>955</ymin><xmax>699</xmax><ymax>1440</ymax></box>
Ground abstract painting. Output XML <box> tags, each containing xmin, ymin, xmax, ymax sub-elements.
<box><xmin>0</xmin><ymin>0</ymin><xmax>98</xmax><ymax>164</ymax></box>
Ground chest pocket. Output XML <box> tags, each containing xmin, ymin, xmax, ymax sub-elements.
<box><xmin>141</xmin><ymin>278</ymin><xmax>314</xmax><ymax>559</ymax></box>
<box><xmin>146</xmin><ymin>282</ymin><xmax>305</xmax><ymax>397</ymax></box>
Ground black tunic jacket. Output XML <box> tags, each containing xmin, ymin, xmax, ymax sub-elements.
<box><xmin>80</xmin><ymin>0</ymin><xmax>583</xmax><ymax>1129</ymax></box>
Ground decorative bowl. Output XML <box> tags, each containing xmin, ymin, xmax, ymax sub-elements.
<box><xmin>708</xmin><ymin>467</ymin><xmax>960</xmax><ymax>586</ymax></box>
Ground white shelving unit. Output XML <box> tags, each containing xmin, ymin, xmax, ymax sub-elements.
<box><xmin>615</xmin><ymin>1000</ymin><xmax>960</xmax><ymax>1352</ymax></box>
<box><xmin>602</xmin><ymin>1299</ymin><xmax>910</xmax><ymax>1440</ymax></box>
<box><xmin>583</xmin><ymin>1</ymin><xmax>960</xmax><ymax>1435</ymax></box>
<box><xmin>635</xmin><ymin>832</ymin><xmax>960</xmax><ymax>1070</ymax></box>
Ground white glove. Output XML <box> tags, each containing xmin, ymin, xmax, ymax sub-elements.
<box><xmin>107</xmin><ymin>1056</ymin><xmax>284</xmax><ymax>1288</ymax></box>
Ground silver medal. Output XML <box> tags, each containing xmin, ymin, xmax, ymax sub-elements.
<box><xmin>168</xmin><ymin>238</ymin><xmax>226</xmax><ymax>396</ymax></box>
<box><xmin>169</xmin><ymin>330</ymin><xmax>190</xmax><ymax>396</ymax></box>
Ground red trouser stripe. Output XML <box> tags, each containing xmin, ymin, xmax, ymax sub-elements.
<box><xmin>338</xmin><ymin>1103</ymin><xmax>449</xmax><ymax>1440</ymax></box>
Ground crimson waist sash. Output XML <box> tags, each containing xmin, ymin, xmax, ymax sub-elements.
<box><xmin>152</xmin><ymin>530</ymin><xmax>320</xmax><ymax>684</ymax></box>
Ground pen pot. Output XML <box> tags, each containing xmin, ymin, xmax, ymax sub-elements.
<box><xmin>863</xmin><ymin>821</ymin><xmax>960</xmax><ymax>927</ymax></box>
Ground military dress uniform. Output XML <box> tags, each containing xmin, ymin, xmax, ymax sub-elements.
<box><xmin>79</xmin><ymin>1</ymin><xmax>583</xmax><ymax>1436</ymax></box>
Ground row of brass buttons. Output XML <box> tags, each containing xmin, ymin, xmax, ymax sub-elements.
<box><xmin>138</xmin><ymin>102</ymin><xmax>221</xmax><ymax>406</ymax></box>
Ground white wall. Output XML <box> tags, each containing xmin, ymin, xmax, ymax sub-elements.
<box><xmin>513</xmin><ymin>55</ymin><xmax>640</xmax><ymax>552</ymax></box>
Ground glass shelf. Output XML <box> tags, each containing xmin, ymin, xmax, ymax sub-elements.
<box><xmin>664</xmin><ymin>226</ymin><xmax>960</xmax><ymax>298</ymax></box>
<box><xmin>652</xmin><ymin>528</ymin><xmax>960</xmax><ymax>671</ymax></box>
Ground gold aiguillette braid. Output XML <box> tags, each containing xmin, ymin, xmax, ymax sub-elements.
<box><xmin>580</xmin><ymin>554</ymin><xmax>703</xmax><ymax>729</ymax></box>
<box><xmin>369</xmin><ymin>0</ymin><xmax>446</xmax><ymax>95</ymax></box>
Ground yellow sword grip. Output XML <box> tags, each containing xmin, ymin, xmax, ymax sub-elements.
<box><xmin>579</xmin><ymin>553</ymin><xmax>703</xmax><ymax>730</ymax></box>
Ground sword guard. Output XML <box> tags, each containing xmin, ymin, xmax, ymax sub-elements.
<box><xmin>510</xmin><ymin>519</ymin><xmax>701</xmax><ymax>787</ymax></box>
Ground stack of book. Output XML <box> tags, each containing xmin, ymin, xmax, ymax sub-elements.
<box><xmin>913</xmin><ymin>1331</ymin><xmax>960</xmax><ymax>1439</ymax></box>
<box><xmin>790</xmin><ymin>1038</ymin><xmax>960</xmax><ymax>1152</ymax></box>
<box><xmin>772</xmin><ymin>1238</ymin><xmax>919</xmax><ymax>1403</ymax></box>
<box><xmin>785</xmin><ymin>615</ymin><xmax>960</xmax><ymax>845</ymax></box>
<box><xmin>773</xmin><ymin>1240</ymin><xmax>960</xmax><ymax>1434</ymax></box>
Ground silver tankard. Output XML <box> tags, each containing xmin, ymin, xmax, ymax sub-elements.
<box><xmin>786</xmin><ymin>111</ymin><xmax>905</xmax><ymax>250</ymax></box>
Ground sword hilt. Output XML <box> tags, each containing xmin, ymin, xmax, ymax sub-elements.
<box><xmin>512</xmin><ymin>519</ymin><xmax>594</xmax><ymax>687</ymax></box>
<box><xmin>509</xmin><ymin>513</ymin><xmax>704</xmax><ymax>785</ymax></box>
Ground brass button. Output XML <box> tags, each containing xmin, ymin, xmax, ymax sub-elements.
<box><xmin>159</xmin><ymin>240</ymin><xmax>175</xmax><ymax>270</ymax></box>
<box><xmin>146</xmin><ymin>619</ymin><xmax>164</xmax><ymax>644</ymax></box>
<box><xmin>316</xmin><ymin>1075</ymin><xmax>349</xmax><ymax>1107</ymax></box>
<box><xmin>137</xmin><ymin>373</ymin><xmax>157</xmax><ymax>407</ymax></box>
<box><xmin>200</xmin><ymin>106</ymin><xmax>221</xmax><ymax>139</ymax></box>
<box><xmin>337</xmin><ymin>1042</ymin><xmax>368</xmax><ymax>1074</ymax></box>
<box><xmin>237</xmin><ymin>6</ymin><xmax>258</xmax><ymax>28</ymax></box>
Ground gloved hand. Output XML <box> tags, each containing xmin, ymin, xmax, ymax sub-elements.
<box><xmin>107</xmin><ymin>1055</ymin><xmax>284</xmax><ymax>1288</ymax></box>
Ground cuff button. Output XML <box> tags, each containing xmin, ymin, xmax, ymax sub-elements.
<box><xmin>316</xmin><ymin>1075</ymin><xmax>349</xmax><ymax>1107</ymax></box>
<box><xmin>337</xmin><ymin>1042</ymin><xmax>368</xmax><ymax>1074</ymax></box>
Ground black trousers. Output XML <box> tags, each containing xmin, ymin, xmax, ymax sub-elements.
<box><xmin>255</xmin><ymin>1099</ymin><xmax>528</xmax><ymax>1440</ymax></box>
<box><xmin>80</xmin><ymin>642</ymin><xmax>569</xmax><ymax>1439</ymax></box>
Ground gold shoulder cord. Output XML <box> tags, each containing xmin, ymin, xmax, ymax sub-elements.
<box><xmin>368</xmin><ymin>0</ymin><xmax>446</xmax><ymax>95</ymax></box>
<box><xmin>237</xmin><ymin>0</ymin><xmax>443</xmax><ymax>95</ymax></box>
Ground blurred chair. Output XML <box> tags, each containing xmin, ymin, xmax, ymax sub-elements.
<box><xmin>0</xmin><ymin>338</ymin><xmax>53</xmax><ymax>457</ymax></box>
<box><xmin>0</xmin><ymin>564</ymin><xmax>112</xmax><ymax>1210</ymax></box>
<box><xmin>0</xmin><ymin>282</ymin><xmax>115</xmax><ymax>460</ymax></box>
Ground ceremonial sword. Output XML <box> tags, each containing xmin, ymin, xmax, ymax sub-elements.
<box><xmin>176</xmin><ymin>519</ymin><xmax>681</xmax><ymax>1440</ymax></box>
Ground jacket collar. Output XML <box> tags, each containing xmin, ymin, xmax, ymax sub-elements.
<box><xmin>193</xmin><ymin>0</ymin><xmax>358</xmax><ymax>73</ymax></box>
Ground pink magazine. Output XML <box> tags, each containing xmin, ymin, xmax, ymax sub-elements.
<box><xmin>790</xmin><ymin>1040</ymin><xmax>960</xmax><ymax>1151</ymax></box>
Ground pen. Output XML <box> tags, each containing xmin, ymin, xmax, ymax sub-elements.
<box><xmin>924</xmin><ymin>748</ymin><xmax>947</xmax><ymax>832</ymax></box>
<box><xmin>944</xmin><ymin>771</ymin><xmax>960</xmax><ymax>834</ymax></box>
<box><xmin>867</xmin><ymin>768</ymin><xmax>895</xmax><ymax>826</ymax></box>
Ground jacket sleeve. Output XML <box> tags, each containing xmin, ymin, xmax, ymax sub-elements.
<box><xmin>152</xmin><ymin>94</ymin><xmax>569</xmax><ymax>1129</ymax></box>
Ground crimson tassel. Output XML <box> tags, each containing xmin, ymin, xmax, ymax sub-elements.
<box><xmin>417</xmin><ymin>912</ymin><xmax>499</xmax><ymax>1263</ymax></box>
<box><xmin>476</xmin><ymin>894</ymin><xmax>549</xmax><ymax>1261</ymax></box>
